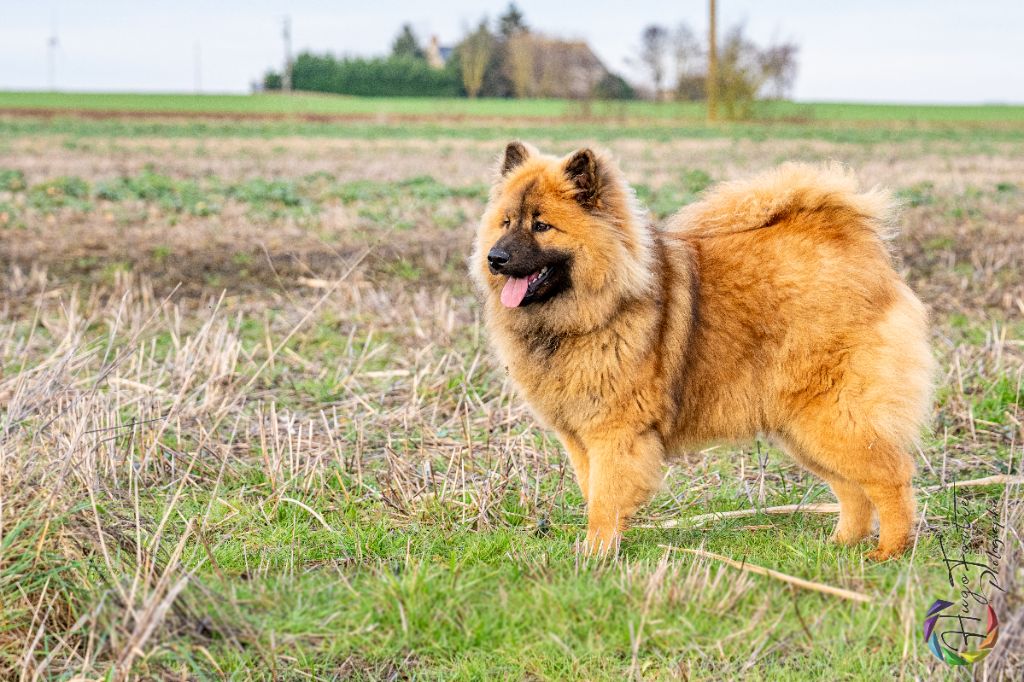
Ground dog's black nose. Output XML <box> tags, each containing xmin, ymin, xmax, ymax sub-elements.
<box><xmin>487</xmin><ymin>247</ymin><xmax>510</xmax><ymax>271</ymax></box>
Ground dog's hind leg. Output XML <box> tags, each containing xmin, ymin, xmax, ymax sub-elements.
<box><xmin>584</xmin><ymin>429</ymin><xmax>664</xmax><ymax>554</ymax></box>
<box><xmin>783</xmin><ymin>422</ymin><xmax>915</xmax><ymax>560</ymax></box>
<box><xmin>778</xmin><ymin>440</ymin><xmax>875</xmax><ymax>547</ymax></box>
<box><xmin>858</xmin><ymin>476</ymin><xmax>915</xmax><ymax>561</ymax></box>
<box><xmin>826</xmin><ymin>478</ymin><xmax>875</xmax><ymax>545</ymax></box>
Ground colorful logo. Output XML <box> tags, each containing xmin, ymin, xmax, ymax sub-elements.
<box><xmin>923</xmin><ymin>599</ymin><xmax>999</xmax><ymax>666</ymax></box>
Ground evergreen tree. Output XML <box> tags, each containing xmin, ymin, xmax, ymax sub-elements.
<box><xmin>497</xmin><ymin>3</ymin><xmax>528</xmax><ymax>38</ymax></box>
<box><xmin>391</xmin><ymin>23</ymin><xmax>425</xmax><ymax>60</ymax></box>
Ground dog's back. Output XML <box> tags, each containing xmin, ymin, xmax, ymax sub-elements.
<box><xmin>666</xmin><ymin>162</ymin><xmax>894</xmax><ymax>240</ymax></box>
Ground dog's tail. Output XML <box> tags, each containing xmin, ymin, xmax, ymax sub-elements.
<box><xmin>666</xmin><ymin>162</ymin><xmax>895</xmax><ymax>240</ymax></box>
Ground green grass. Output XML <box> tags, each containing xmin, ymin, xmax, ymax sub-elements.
<box><xmin>0</xmin><ymin>167</ymin><xmax>488</xmax><ymax>222</ymax></box>
<box><xmin>6</xmin><ymin>117</ymin><xmax>1024</xmax><ymax>147</ymax></box>
<box><xmin>2</xmin><ymin>126</ymin><xmax>1021</xmax><ymax>679</ymax></box>
<box><xmin>5</xmin><ymin>90</ymin><xmax>1024</xmax><ymax>148</ymax></box>
<box><xmin>4</xmin><ymin>275</ymin><xmax>1017</xmax><ymax>678</ymax></box>
<box><xmin>34</xmin><ymin>431</ymin><xmax>1015</xmax><ymax>679</ymax></box>
<box><xmin>3</xmin><ymin>91</ymin><xmax>1024</xmax><ymax>123</ymax></box>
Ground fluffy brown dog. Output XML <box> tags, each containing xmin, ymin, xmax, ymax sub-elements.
<box><xmin>471</xmin><ymin>142</ymin><xmax>934</xmax><ymax>560</ymax></box>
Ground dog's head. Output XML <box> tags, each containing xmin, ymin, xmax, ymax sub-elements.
<box><xmin>471</xmin><ymin>142</ymin><xmax>654</xmax><ymax>334</ymax></box>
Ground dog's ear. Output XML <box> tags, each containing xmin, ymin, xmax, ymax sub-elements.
<box><xmin>500</xmin><ymin>141</ymin><xmax>530</xmax><ymax>176</ymax></box>
<box><xmin>564</xmin><ymin>148</ymin><xmax>601</xmax><ymax>209</ymax></box>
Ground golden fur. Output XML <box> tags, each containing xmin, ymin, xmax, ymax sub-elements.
<box><xmin>471</xmin><ymin>143</ymin><xmax>935</xmax><ymax>560</ymax></box>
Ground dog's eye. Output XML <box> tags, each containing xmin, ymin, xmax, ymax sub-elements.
<box><xmin>533</xmin><ymin>221</ymin><xmax>552</xmax><ymax>233</ymax></box>
<box><xmin>501</xmin><ymin>217</ymin><xmax>511</xmax><ymax>229</ymax></box>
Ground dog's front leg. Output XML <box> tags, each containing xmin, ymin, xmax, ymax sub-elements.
<box><xmin>557</xmin><ymin>431</ymin><xmax>590</xmax><ymax>504</ymax></box>
<box><xmin>584</xmin><ymin>429</ymin><xmax>665</xmax><ymax>554</ymax></box>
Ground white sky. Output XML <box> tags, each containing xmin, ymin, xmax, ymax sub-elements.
<box><xmin>1</xmin><ymin>0</ymin><xmax>1022</xmax><ymax>103</ymax></box>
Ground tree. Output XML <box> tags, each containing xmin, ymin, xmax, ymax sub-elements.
<box><xmin>716</xmin><ymin>25</ymin><xmax>763</xmax><ymax>119</ymax></box>
<box><xmin>479</xmin><ymin>3</ymin><xmax>529</xmax><ymax>98</ymax></box>
<box><xmin>272</xmin><ymin>51</ymin><xmax>463</xmax><ymax>97</ymax></box>
<box><xmin>505</xmin><ymin>32</ymin><xmax>535</xmax><ymax>98</ymax></box>
<box><xmin>708</xmin><ymin>0</ymin><xmax>718</xmax><ymax>120</ymax></box>
<box><xmin>459</xmin><ymin>21</ymin><xmax>494</xmax><ymax>98</ymax></box>
<box><xmin>673</xmin><ymin>22</ymin><xmax>705</xmax><ymax>101</ymax></box>
<box><xmin>497</xmin><ymin>3</ymin><xmax>528</xmax><ymax>39</ymax></box>
<box><xmin>391</xmin><ymin>24</ymin><xmax>424</xmax><ymax>60</ymax></box>
<box><xmin>593</xmin><ymin>73</ymin><xmax>636</xmax><ymax>100</ymax></box>
<box><xmin>673</xmin><ymin>23</ymin><xmax>702</xmax><ymax>80</ymax></box>
<box><xmin>627</xmin><ymin>17</ymin><xmax>800</xmax><ymax>116</ymax></box>
<box><xmin>262</xmin><ymin>70</ymin><xmax>282</xmax><ymax>91</ymax></box>
<box><xmin>759</xmin><ymin>42</ymin><xmax>798</xmax><ymax>99</ymax></box>
<box><xmin>637</xmin><ymin>25</ymin><xmax>670</xmax><ymax>99</ymax></box>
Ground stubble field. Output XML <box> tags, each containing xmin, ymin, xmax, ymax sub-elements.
<box><xmin>1</xmin><ymin>108</ymin><xmax>1022</xmax><ymax>680</ymax></box>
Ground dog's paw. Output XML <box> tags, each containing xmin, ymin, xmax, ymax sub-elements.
<box><xmin>829</xmin><ymin>526</ymin><xmax>870</xmax><ymax>546</ymax></box>
<box><xmin>865</xmin><ymin>544</ymin><xmax>906</xmax><ymax>562</ymax></box>
<box><xmin>582</xmin><ymin>528</ymin><xmax>621</xmax><ymax>557</ymax></box>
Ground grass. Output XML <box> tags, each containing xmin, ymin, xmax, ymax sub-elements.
<box><xmin>5</xmin><ymin>116</ymin><xmax>1024</xmax><ymax>147</ymax></box>
<box><xmin>3</xmin><ymin>91</ymin><xmax>1024</xmax><ymax>123</ymax></box>
<box><xmin>1</xmin><ymin>115</ymin><xmax>1022</xmax><ymax>679</ymax></box>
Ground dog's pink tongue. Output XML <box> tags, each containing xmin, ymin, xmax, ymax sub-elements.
<box><xmin>500</xmin><ymin>277</ymin><xmax>529</xmax><ymax>308</ymax></box>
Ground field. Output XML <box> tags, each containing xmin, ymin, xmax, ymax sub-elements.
<box><xmin>1</xmin><ymin>96</ymin><xmax>1022</xmax><ymax>680</ymax></box>
<box><xmin>5</xmin><ymin>90</ymin><xmax>1024</xmax><ymax>124</ymax></box>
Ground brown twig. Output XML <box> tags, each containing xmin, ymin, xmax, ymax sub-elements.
<box><xmin>660</xmin><ymin>546</ymin><xmax>873</xmax><ymax>603</ymax></box>
<box><xmin>923</xmin><ymin>474</ymin><xmax>1023</xmax><ymax>493</ymax></box>
<box><xmin>640</xmin><ymin>475</ymin><xmax>1024</xmax><ymax>529</ymax></box>
<box><xmin>637</xmin><ymin>503</ymin><xmax>840</xmax><ymax>529</ymax></box>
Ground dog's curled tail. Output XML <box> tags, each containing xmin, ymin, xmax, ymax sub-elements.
<box><xmin>666</xmin><ymin>162</ymin><xmax>895</xmax><ymax>240</ymax></box>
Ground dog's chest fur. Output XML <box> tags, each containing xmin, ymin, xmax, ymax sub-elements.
<box><xmin>494</xmin><ymin>292</ymin><xmax>683</xmax><ymax>439</ymax></box>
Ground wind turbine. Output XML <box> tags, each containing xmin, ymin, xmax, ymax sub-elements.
<box><xmin>47</xmin><ymin>15</ymin><xmax>59</xmax><ymax>91</ymax></box>
<box><xmin>282</xmin><ymin>16</ymin><xmax>293</xmax><ymax>93</ymax></box>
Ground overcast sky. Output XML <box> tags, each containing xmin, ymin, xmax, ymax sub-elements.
<box><xmin>1</xmin><ymin>1</ymin><xmax>1022</xmax><ymax>103</ymax></box>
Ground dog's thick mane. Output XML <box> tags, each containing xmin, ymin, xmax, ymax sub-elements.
<box><xmin>666</xmin><ymin>162</ymin><xmax>895</xmax><ymax>240</ymax></box>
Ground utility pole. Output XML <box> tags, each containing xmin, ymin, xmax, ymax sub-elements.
<box><xmin>707</xmin><ymin>0</ymin><xmax>718</xmax><ymax>121</ymax></box>
<box><xmin>282</xmin><ymin>16</ymin><xmax>293</xmax><ymax>93</ymax></box>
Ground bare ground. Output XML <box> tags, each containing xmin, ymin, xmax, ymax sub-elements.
<box><xmin>2</xmin><ymin>135</ymin><xmax>1022</xmax><ymax>317</ymax></box>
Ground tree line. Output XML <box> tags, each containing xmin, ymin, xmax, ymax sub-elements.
<box><xmin>263</xmin><ymin>5</ymin><xmax>632</xmax><ymax>101</ymax></box>
<box><xmin>262</xmin><ymin>4</ymin><xmax>798</xmax><ymax>118</ymax></box>
<box><xmin>264</xmin><ymin>52</ymin><xmax>463</xmax><ymax>98</ymax></box>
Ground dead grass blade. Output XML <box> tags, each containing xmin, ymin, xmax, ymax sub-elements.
<box><xmin>641</xmin><ymin>476</ymin><xmax>1023</xmax><ymax>529</ymax></box>
<box><xmin>922</xmin><ymin>474</ymin><xmax>1024</xmax><ymax>492</ymax></box>
<box><xmin>638</xmin><ymin>503</ymin><xmax>841</xmax><ymax>529</ymax></box>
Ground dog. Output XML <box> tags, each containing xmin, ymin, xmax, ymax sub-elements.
<box><xmin>471</xmin><ymin>142</ymin><xmax>934</xmax><ymax>560</ymax></box>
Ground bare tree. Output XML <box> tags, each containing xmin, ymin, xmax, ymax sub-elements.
<box><xmin>673</xmin><ymin>22</ymin><xmax>704</xmax><ymax>101</ymax></box>
<box><xmin>459</xmin><ymin>21</ymin><xmax>494</xmax><ymax>98</ymax></box>
<box><xmin>673</xmin><ymin>23</ymin><xmax>702</xmax><ymax>81</ymax></box>
<box><xmin>505</xmin><ymin>32</ymin><xmax>535</xmax><ymax>98</ymax></box>
<box><xmin>637</xmin><ymin>25</ymin><xmax>670</xmax><ymax>99</ymax></box>
<box><xmin>759</xmin><ymin>42</ymin><xmax>799</xmax><ymax>99</ymax></box>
